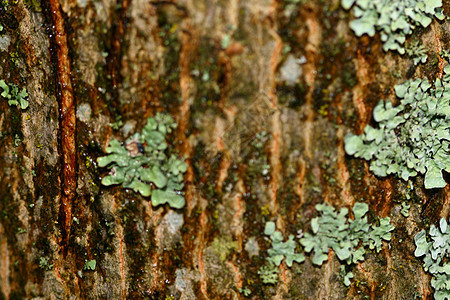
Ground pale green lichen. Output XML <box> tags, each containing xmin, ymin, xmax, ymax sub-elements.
<box><xmin>345</xmin><ymin>70</ymin><xmax>450</xmax><ymax>189</ymax></box>
<box><xmin>340</xmin><ymin>265</ymin><xmax>354</xmax><ymax>287</ymax></box>
<box><xmin>258</xmin><ymin>203</ymin><xmax>393</xmax><ymax>287</ymax></box>
<box><xmin>440</xmin><ymin>49</ymin><xmax>450</xmax><ymax>62</ymax></box>
<box><xmin>97</xmin><ymin>113</ymin><xmax>188</xmax><ymax>209</ymax></box>
<box><xmin>263</xmin><ymin>221</ymin><xmax>305</xmax><ymax>267</ymax></box>
<box><xmin>299</xmin><ymin>202</ymin><xmax>394</xmax><ymax>286</ymax></box>
<box><xmin>238</xmin><ymin>286</ymin><xmax>252</xmax><ymax>297</ymax></box>
<box><xmin>300</xmin><ymin>203</ymin><xmax>394</xmax><ymax>265</ymax></box>
<box><xmin>0</xmin><ymin>79</ymin><xmax>28</xmax><ymax>109</ymax></box>
<box><xmin>257</xmin><ymin>263</ymin><xmax>279</xmax><ymax>285</ymax></box>
<box><xmin>84</xmin><ymin>259</ymin><xmax>96</xmax><ymax>271</ymax></box>
<box><xmin>341</xmin><ymin>0</ymin><xmax>444</xmax><ymax>54</ymax></box>
<box><xmin>414</xmin><ymin>218</ymin><xmax>449</xmax><ymax>300</ymax></box>
<box><xmin>39</xmin><ymin>256</ymin><xmax>53</xmax><ymax>270</ymax></box>
<box><xmin>258</xmin><ymin>221</ymin><xmax>304</xmax><ymax>284</ymax></box>
<box><xmin>401</xmin><ymin>202</ymin><xmax>411</xmax><ymax>217</ymax></box>
<box><xmin>405</xmin><ymin>40</ymin><xmax>428</xmax><ymax>65</ymax></box>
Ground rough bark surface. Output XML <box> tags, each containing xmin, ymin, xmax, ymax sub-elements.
<box><xmin>0</xmin><ymin>0</ymin><xmax>448</xmax><ymax>299</ymax></box>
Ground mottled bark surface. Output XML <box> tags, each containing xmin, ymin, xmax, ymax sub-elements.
<box><xmin>0</xmin><ymin>0</ymin><xmax>448</xmax><ymax>299</ymax></box>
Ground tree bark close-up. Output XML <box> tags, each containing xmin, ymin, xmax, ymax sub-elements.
<box><xmin>0</xmin><ymin>0</ymin><xmax>448</xmax><ymax>299</ymax></box>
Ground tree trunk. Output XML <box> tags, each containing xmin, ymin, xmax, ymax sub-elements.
<box><xmin>0</xmin><ymin>0</ymin><xmax>448</xmax><ymax>299</ymax></box>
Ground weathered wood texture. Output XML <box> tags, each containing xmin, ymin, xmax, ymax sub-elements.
<box><xmin>0</xmin><ymin>0</ymin><xmax>448</xmax><ymax>299</ymax></box>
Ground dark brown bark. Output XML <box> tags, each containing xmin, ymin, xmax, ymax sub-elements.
<box><xmin>0</xmin><ymin>0</ymin><xmax>448</xmax><ymax>299</ymax></box>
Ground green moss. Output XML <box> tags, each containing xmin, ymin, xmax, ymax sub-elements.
<box><xmin>190</xmin><ymin>39</ymin><xmax>224</xmax><ymax>108</ymax></box>
<box><xmin>157</xmin><ymin>11</ymin><xmax>182</xmax><ymax>110</ymax></box>
<box><xmin>341</xmin><ymin>61</ymin><xmax>358</xmax><ymax>88</ymax></box>
<box><xmin>244</xmin><ymin>131</ymin><xmax>271</xmax><ymax>186</ymax></box>
<box><xmin>210</xmin><ymin>235</ymin><xmax>238</xmax><ymax>262</ymax></box>
<box><xmin>222</xmin><ymin>167</ymin><xmax>239</xmax><ymax>194</ymax></box>
<box><xmin>24</xmin><ymin>0</ymin><xmax>41</xmax><ymax>11</ymax></box>
<box><xmin>84</xmin><ymin>208</ymin><xmax>116</xmax><ymax>257</ymax></box>
<box><xmin>276</xmin><ymin>82</ymin><xmax>307</xmax><ymax>108</ymax></box>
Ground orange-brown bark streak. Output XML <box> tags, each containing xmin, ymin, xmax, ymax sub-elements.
<box><xmin>268</xmin><ymin>33</ymin><xmax>282</xmax><ymax>214</ymax></box>
<box><xmin>178</xmin><ymin>22</ymin><xmax>209</xmax><ymax>297</ymax></box>
<box><xmin>0</xmin><ymin>236</ymin><xmax>9</xmax><ymax>299</ymax></box>
<box><xmin>431</xmin><ymin>23</ymin><xmax>444</xmax><ymax>77</ymax></box>
<box><xmin>179</xmin><ymin>25</ymin><xmax>195</xmax><ymax>213</ymax></box>
<box><xmin>49</xmin><ymin>0</ymin><xmax>76</xmax><ymax>245</ymax></box>
<box><xmin>302</xmin><ymin>10</ymin><xmax>321</xmax><ymax>159</ymax></box>
<box><xmin>117</xmin><ymin>224</ymin><xmax>126</xmax><ymax>299</ymax></box>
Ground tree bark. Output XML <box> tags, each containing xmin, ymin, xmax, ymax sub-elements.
<box><xmin>0</xmin><ymin>0</ymin><xmax>448</xmax><ymax>299</ymax></box>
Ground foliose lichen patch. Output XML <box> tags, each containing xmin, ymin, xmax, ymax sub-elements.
<box><xmin>345</xmin><ymin>68</ymin><xmax>450</xmax><ymax>189</ymax></box>
<box><xmin>342</xmin><ymin>0</ymin><xmax>445</xmax><ymax>54</ymax></box>
<box><xmin>97</xmin><ymin>113</ymin><xmax>188</xmax><ymax>209</ymax></box>
<box><xmin>414</xmin><ymin>218</ymin><xmax>450</xmax><ymax>300</ymax></box>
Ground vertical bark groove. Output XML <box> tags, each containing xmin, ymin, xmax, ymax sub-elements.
<box><xmin>48</xmin><ymin>0</ymin><xmax>76</xmax><ymax>252</ymax></box>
